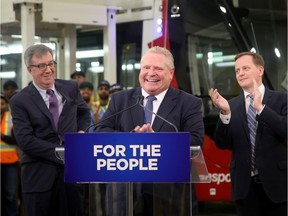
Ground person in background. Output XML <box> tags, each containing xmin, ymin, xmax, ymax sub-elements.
<box><xmin>9</xmin><ymin>44</ymin><xmax>91</xmax><ymax>216</ymax></box>
<box><xmin>70</xmin><ymin>70</ymin><xmax>86</xmax><ymax>85</ymax></box>
<box><xmin>3</xmin><ymin>80</ymin><xmax>19</xmax><ymax>101</ymax></box>
<box><xmin>209</xmin><ymin>51</ymin><xmax>287</xmax><ymax>216</ymax></box>
<box><xmin>88</xmin><ymin>80</ymin><xmax>111</xmax><ymax>216</ymax></box>
<box><xmin>109</xmin><ymin>83</ymin><xmax>123</xmax><ymax>94</ymax></box>
<box><xmin>94</xmin><ymin>80</ymin><xmax>111</xmax><ymax>123</ymax></box>
<box><xmin>95</xmin><ymin>46</ymin><xmax>204</xmax><ymax>216</ymax></box>
<box><xmin>1</xmin><ymin>93</ymin><xmax>19</xmax><ymax>216</ymax></box>
<box><xmin>79</xmin><ymin>81</ymin><xmax>97</xmax><ymax>132</ymax></box>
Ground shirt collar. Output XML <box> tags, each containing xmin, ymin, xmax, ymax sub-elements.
<box><xmin>32</xmin><ymin>82</ymin><xmax>56</xmax><ymax>96</ymax></box>
<box><xmin>141</xmin><ymin>88</ymin><xmax>168</xmax><ymax>102</ymax></box>
<box><xmin>243</xmin><ymin>83</ymin><xmax>265</xmax><ymax>100</ymax></box>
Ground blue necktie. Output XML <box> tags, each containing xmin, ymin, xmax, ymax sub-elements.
<box><xmin>47</xmin><ymin>89</ymin><xmax>59</xmax><ymax>129</ymax></box>
<box><xmin>144</xmin><ymin>95</ymin><xmax>156</xmax><ymax>124</ymax></box>
<box><xmin>247</xmin><ymin>94</ymin><xmax>257</xmax><ymax>170</ymax></box>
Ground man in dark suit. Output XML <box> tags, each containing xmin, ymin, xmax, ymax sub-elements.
<box><xmin>96</xmin><ymin>46</ymin><xmax>204</xmax><ymax>216</ymax></box>
<box><xmin>210</xmin><ymin>52</ymin><xmax>287</xmax><ymax>216</ymax></box>
<box><xmin>10</xmin><ymin>44</ymin><xmax>91</xmax><ymax>216</ymax></box>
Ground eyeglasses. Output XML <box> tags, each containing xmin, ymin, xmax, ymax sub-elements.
<box><xmin>29</xmin><ymin>61</ymin><xmax>57</xmax><ymax>70</ymax></box>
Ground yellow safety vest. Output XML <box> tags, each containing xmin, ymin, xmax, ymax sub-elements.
<box><xmin>0</xmin><ymin>111</ymin><xmax>19</xmax><ymax>164</ymax></box>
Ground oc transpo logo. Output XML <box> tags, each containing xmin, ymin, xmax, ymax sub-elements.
<box><xmin>209</xmin><ymin>173</ymin><xmax>231</xmax><ymax>185</ymax></box>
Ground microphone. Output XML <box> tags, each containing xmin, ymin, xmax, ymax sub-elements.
<box><xmin>84</xmin><ymin>95</ymin><xmax>142</xmax><ymax>132</ymax></box>
<box><xmin>138</xmin><ymin>96</ymin><xmax>179</xmax><ymax>132</ymax></box>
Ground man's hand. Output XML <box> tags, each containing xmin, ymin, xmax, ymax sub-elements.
<box><xmin>209</xmin><ymin>88</ymin><xmax>231</xmax><ymax>115</ymax></box>
<box><xmin>251</xmin><ymin>79</ymin><xmax>263</xmax><ymax>112</ymax></box>
<box><xmin>132</xmin><ymin>124</ymin><xmax>154</xmax><ymax>133</ymax></box>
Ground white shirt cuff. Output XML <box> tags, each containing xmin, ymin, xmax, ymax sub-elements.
<box><xmin>220</xmin><ymin>112</ymin><xmax>231</xmax><ymax>124</ymax></box>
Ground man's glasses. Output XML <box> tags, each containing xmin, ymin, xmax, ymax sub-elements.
<box><xmin>29</xmin><ymin>61</ymin><xmax>57</xmax><ymax>70</ymax></box>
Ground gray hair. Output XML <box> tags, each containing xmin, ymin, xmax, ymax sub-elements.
<box><xmin>24</xmin><ymin>44</ymin><xmax>54</xmax><ymax>66</ymax></box>
<box><xmin>140</xmin><ymin>46</ymin><xmax>174</xmax><ymax>69</ymax></box>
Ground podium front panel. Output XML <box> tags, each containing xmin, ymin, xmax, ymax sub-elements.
<box><xmin>64</xmin><ymin>132</ymin><xmax>190</xmax><ymax>183</ymax></box>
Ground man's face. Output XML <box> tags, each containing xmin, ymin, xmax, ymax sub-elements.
<box><xmin>28</xmin><ymin>52</ymin><xmax>55</xmax><ymax>90</ymax></box>
<box><xmin>139</xmin><ymin>52</ymin><xmax>174</xmax><ymax>95</ymax></box>
<box><xmin>235</xmin><ymin>55</ymin><xmax>263</xmax><ymax>92</ymax></box>
<box><xmin>4</xmin><ymin>86</ymin><xmax>17</xmax><ymax>100</ymax></box>
<box><xmin>1</xmin><ymin>98</ymin><xmax>8</xmax><ymax>113</ymax></box>
<box><xmin>98</xmin><ymin>86</ymin><xmax>110</xmax><ymax>100</ymax></box>
<box><xmin>80</xmin><ymin>87</ymin><xmax>93</xmax><ymax>103</ymax></box>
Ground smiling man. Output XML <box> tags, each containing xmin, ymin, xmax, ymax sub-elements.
<box><xmin>95</xmin><ymin>46</ymin><xmax>204</xmax><ymax>216</ymax></box>
<box><xmin>210</xmin><ymin>52</ymin><xmax>287</xmax><ymax>216</ymax></box>
<box><xmin>9</xmin><ymin>44</ymin><xmax>90</xmax><ymax>216</ymax></box>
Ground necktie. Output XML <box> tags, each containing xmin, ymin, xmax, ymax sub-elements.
<box><xmin>47</xmin><ymin>89</ymin><xmax>59</xmax><ymax>129</ymax></box>
<box><xmin>144</xmin><ymin>95</ymin><xmax>156</xmax><ymax>124</ymax></box>
<box><xmin>247</xmin><ymin>94</ymin><xmax>257</xmax><ymax>170</ymax></box>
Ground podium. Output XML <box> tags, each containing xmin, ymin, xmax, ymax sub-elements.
<box><xmin>56</xmin><ymin>132</ymin><xmax>210</xmax><ymax>216</ymax></box>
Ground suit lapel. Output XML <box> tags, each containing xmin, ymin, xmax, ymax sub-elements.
<box><xmin>130</xmin><ymin>88</ymin><xmax>145</xmax><ymax>128</ymax></box>
<box><xmin>256</xmin><ymin>87</ymin><xmax>271</xmax><ymax>134</ymax></box>
<box><xmin>152</xmin><ymin>87</ymin><xmax>177</xmax><ymax>132</ymax></box>
<box><xmin>237</xmin><ymin>94</ymin><xmax>250</xmax><ymax>141</ymax></box>
<box><xmin>55</xmin><ymin>83</ymin><xmax>70</xmax><ymax>114</ymax></box>
<box><xmin>262</xmin><ymin>87</ymin><xmax>272</xmax><ymax>105</ymax></box>
<box><xmin>29</xmin><ymin>85</ymin><xmax>54</xmax><ymax>124</ymax></box>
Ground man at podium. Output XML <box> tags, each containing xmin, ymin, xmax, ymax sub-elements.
<box><xmin>96</xmin><ymin>46</ymin><xmax>204</xmax><ymax>216</ymax></box>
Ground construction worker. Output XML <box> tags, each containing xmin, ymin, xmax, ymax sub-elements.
<box><xmin>1</xmin><ymin>93</ymin><xmax>19</xmax><ymax>216</ymax></box>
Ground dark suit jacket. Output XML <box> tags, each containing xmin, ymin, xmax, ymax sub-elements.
<box><xmin>215</xmin><ymin>87</ymin><xmax>287</xmax><ymax>203</ymax></box>
<box><xmin>10</xmin><ymin>79</ymin><xmax>90</xmax><ymax>193</ymax></box>
<box><xmin>96</xmin><ymin>87</ymin><xmax>204</xmax><ymax>215</ymax></box>
<box><xmin>96</xmin><ymin>87</ymin><xmax>204</xmax><ymax>147</ymax></box>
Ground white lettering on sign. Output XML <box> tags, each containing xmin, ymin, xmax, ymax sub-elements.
<box><xmin>93</xmin><ymin>145</ymin><xmax>126</xmax><ymax>157</ymax></box>
<box><xmin>130</xmin><ymin>144</ymin><xmax>161</xmax><ymax>156</ymax></box>
<box><xmin>96</xmin><ymin>158</ymin><xmax>158</xmax><ymax>170</ymax></box>
<box><xmin>209</xmin><ymin>173</ymin><xmax>231</xmax><ymax>185</ymax></box>
<box><xmin>93</xmin><ymin>144</ymin><xmax>161</xmax><ymax>171</ymax></box>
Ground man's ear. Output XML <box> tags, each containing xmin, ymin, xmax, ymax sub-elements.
<box><xmin>258</xmin><ymin>66</ymin><xmax>264</xmax><ymax>77</ymax></box>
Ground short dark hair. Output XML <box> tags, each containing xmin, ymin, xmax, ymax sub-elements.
<box><xmin>79</xmin><ymin>81</ymin><xmax>94</xmax><ymax>90</ymax></box>
<box><xmin>235</xmin><ymin>52</ymin><xmax>265</xmax><ymax>68</ymax></box>
<box><xmin>70</xmin><ymin>71</ymin><xmax>86</xmax><ymax>79</ymax></box>
<box><xmin>3</xmin><ymin>80</ymin><xmax>18</xmax><ymax>90</ymax></box>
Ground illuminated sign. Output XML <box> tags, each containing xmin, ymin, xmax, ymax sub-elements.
<box><xmin>64</xmin><ymin>132</ymin><xmax>190</xmax><ymax>182</ymax></box>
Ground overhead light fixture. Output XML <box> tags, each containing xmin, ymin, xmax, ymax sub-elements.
<box><xmin>219</xmin><ymin>5</ymin><xmax>226</xmax><ymax>13</ymax></box>
<box><xmin>76</xmin><ymin>50</ymin><xmax>104</xmax><ymax>59</ymax></box>
<box><xmin>274</xmin><ymin>48</ymin><xmax>281</xmax><ymax>58</ymax></box>
<box><xmin>0</xmin><ymin>71</ymin><xmax>16</xmax><ymax>78</ymax></box>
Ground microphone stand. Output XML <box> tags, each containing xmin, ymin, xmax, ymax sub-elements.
<box><xmin>138</xmin><ymin>96</ymin><xmax>179</xmax><ymax>132</ymax></box>
<box><xmin>84</xmin><ymin>96</ymin><xmax>142</xmax><ymax>132</ymax></box>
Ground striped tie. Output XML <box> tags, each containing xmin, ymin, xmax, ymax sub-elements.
<box><xmin>144</xmin><ymin>95</ymin><xmax>156</xmax><ymax>124</ymax></box>
<box><xmin>247</xmin><ymin>94</ymin><xmax>257</xmax><ymax>170</ymax></box>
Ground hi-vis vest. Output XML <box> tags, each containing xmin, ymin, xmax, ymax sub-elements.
<box><xmin>0</xmin><ymin>111</ymin><xmax>19</xmax><ymax>164</ymax></box>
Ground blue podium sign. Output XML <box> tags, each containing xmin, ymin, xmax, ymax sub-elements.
<box><xmin>64</xmin><ymin>132</ymin><xmax>190</xmax><ymax>182</ymax></box>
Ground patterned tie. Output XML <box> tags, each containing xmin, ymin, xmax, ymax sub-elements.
<box><xmin>144</xmin><ymin>95</ymin><xmax>156</xmax><ymax>124</ymax></box>
<box><xmin>247</xmin><ymin>94</ymin><xmax>257</xmax><ymax>170</ymax></box>
<box><xmin>47</xmin><ymin>89</ymin><xmax>59</xmax><ymax>129</ymax></box>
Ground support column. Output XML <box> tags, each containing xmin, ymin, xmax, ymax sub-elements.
<box><xmin>20</xmin><ymin>3</ymin><xmax>35</xmax><ymax>87</ymax></box>
<box><xmin>60</xmin><ymin>24</ymin><xmax>77</xmax><ymax>80</ymax></box>
<box><xmin>103</xmin><ymin>8</ymin><xmax>117</xmax><ymax>84</ymax></box>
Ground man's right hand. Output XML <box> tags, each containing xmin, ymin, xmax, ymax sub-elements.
<box><xmin>132</xmin><ymin>124</ymin><xmax>154</xmax><ymax>133</ymax></box>
<box><xmin>209</xmin><ymin>88</ymin><xmax>231</xmax><ymax>115</ymax></box>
